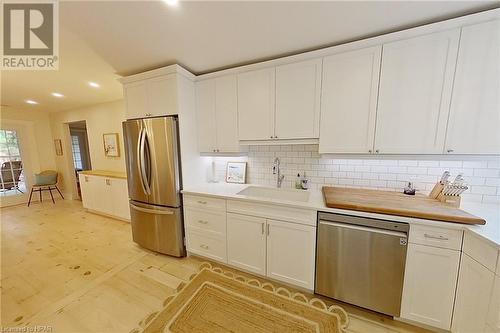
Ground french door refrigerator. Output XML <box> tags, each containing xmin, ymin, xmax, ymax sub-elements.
<box><xmin>122</xmin><ymin>116</ymin><xmax>185</xmax><ymax>257</ymax></box>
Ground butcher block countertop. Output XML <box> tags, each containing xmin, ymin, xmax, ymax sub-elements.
<box><xmin>322</xmin><ymin>186</ymin><xmax>485</xmax><ymax>225</ymax></box>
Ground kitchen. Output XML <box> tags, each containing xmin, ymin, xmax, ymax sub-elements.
<box><xmin>1</xmin><ymin>2</ymin><xmax>499</xmax><ymax>333</ymax></box>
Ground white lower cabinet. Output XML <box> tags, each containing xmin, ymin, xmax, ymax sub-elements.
<box><xmin>266</xmin><ymin>219</ymin><xmax>316</xmax><ymax>289</ymax></box>
<box><xmin>452</xmin><ymin>254</ymin><xmax>496</xmax><ymax>333</ymax></box>
<box><xmin>227</xmin><ymin>213</ymin><xmax>267</xmax><ymax>275</ymax></box>
<box><xmin>79</xmin><ymin>174</ymin><xmax>130</xmax><ymax>221</ymax></box>
<box><xmin>400</xmin><ymin>243</ymin><xmax>460</xmax><ymax>330</ymax></box>
<box><xmin>487</xmin><ymin>275</ymin><xmax>500</xmax><ymax>333</ymax></box>
<box><xmin>226</xmin><ymin>213</ymin><xmax>316</xmax><ymax>289</ymax></box>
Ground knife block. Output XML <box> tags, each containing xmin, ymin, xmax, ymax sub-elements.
<box><xmin>437</xmin><ymin>193</ymin><xmax>461</xmax><ymax>207</ymax></box>
<box><xmin>429</xmin><ymin>182</ymin><xmax>461</xmax><ymax>207</ymax></box>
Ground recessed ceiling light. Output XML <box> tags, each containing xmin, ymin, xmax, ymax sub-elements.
<box><xmin>164</xmin><ymin>0</ymin><xmax>178</xmax><ymax>6</ymax></box>
<box><xmin>88</xmin><ymin>81</ymin><xmax>100</xmax><ymax>88</ymax></box>
<box><xmin>25</xmin><ymin>100</ymin><xmax>38</xmax><ymax>105</ymax></box>
<box><xmin>51</xmin><ymin>92</ymin><xmax>64</xmax><ymax>98</ymax></box>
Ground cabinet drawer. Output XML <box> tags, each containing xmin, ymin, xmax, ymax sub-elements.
<box><xmin>227</xmin><ymin>200</ymin><xmax>316</xmax><ymax>226</ymax></box>
<box><xmin>187</xmin><ymin>231</ymin><xmax>226</xmax><ymax>263</ymax></box>
<box><xmin>183</xmin><ymin>194</ymin><xmax>226</xmax><ymax>211</ymax></box>
<box><xmin>184</xmin><ymin>207</ymin><xmax>226</xmax><ymax>235</ymax></box>
<box><xmin>409</xmin><ymin>225</ymin><xmax>463</xmax><ymax>250</ymax></box>
<box><xmin>463</xmin><ymin>231</ymin><xmax>498</xmax><ymax>272</ymax></box>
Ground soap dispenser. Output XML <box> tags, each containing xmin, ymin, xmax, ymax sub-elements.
<box><xmin>295</xmin><ymin>173</ymin><xmax>302</xmax><ymax>189</ymax></box>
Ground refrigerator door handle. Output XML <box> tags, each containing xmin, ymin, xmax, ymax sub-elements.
<box><xmin>130</xmin><ymin>202</ymin><xmax>174</xmax><ymax>215</ymax></box>
<box><xmin>137</xmin><ymin>128</ymin><xmax>151</xmax><ymax>195</ymax></box>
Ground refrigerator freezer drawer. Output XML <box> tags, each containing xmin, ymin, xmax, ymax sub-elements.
<box><xmin>130</xmin><ymin>201</ymin><xmax>185</xmax><ymax>257</ymax></box>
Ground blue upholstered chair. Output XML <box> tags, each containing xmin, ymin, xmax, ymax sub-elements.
<box><xmin>28</xmin><ymin>170</ymin><xmax>64</xmax><ymax>206</ymax></box>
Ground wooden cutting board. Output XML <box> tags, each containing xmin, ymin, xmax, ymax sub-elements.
<box><xmin>322</xmin><ymin>186</ymin><xmax>486</xmax><ymax>225</ymax></box>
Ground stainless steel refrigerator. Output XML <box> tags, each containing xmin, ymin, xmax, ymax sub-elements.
<box><xmin>122</xmin><ymin>116</ymin><xmax>186</xmax><ymax>257</ymax></box>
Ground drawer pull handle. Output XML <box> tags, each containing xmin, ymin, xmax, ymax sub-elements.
<box><xmin>261</xmin><ymin>222</ymin><xmax>264</xmax><ymax>235</ymax></box>
<box><xmin>198</xmin><ymin>220</ymin><xmax>208</xmax><ymax>225</ymax></box>
<box><xmin>200</xmin><ymin>244</ymin><xmax>209</xmax><ymax>250</ymax></box>
<box><xmin>197</xmin><ymin>200</ymin><xmax>207</xmax><ymax>204</ymax></box>
<box><xmin>424</xmin><ymin>233</ymin><xmax>449</xmax><ymax>241</ymax></box>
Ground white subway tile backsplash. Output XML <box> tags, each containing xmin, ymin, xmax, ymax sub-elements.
<box><xmin>209</xmin><ymin>145</ymin><xmax>500</xmax><ymax>204</ymax></box>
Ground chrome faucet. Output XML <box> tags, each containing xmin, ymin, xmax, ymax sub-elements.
<box><xmin>272</xmin><ymin>157</ymin><xmax>285</xmax><ymax>188</ymax></box>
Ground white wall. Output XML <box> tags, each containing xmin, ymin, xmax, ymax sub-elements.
<box><xmin>49</xmin><ymin>99</ymin><xmax>126</xmax><ymax>198</ymax></box>
<box><xmin>209</xmin><ymin>144</ymin><xmax>500</xmax><ymax>204</ymax></box>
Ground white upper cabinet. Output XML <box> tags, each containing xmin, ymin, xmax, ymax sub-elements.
<box><xmin>319</xmin><ymin>46</ymin><xmax>381</xmax><ymax>154</ymax></box>
<box><xmin>195</xmin><ymin>75</ymin><xmax>239</xmax><ymax>153</ymax></box>
<box><xmin>195</xmin><ymin>79</ymin><xmax>217</xmax><ymax>153</ymax></box>
<box><xmin>374</xmin><ymin>30</ymin><xmax>460</xmax><ymax>154</ymax></box>
<box><xmin>237</xmin><ymin>68</ymin><xmax>276</xmax><ymax>140</ymax></box>
<box><xmin>445</xmin><ymin>20</ymin><xmax>500</xmax><ymax>155</ymax></box>
<box><xmin>123</xmin><ymin>74</ymin><xmax>179</xmax><ymax>119</ymax></box>
<box><xmin>214</xmin><ymin>75</ymin><xmax>239</xmax><ymax>152</ymax></box>
<box><xmin>147</xmin><ymin>75</ymin><xmax>178</xmax><ymax>117</ymax></box>
<box><xmin>275</xmin><ymin>59</ymin><xmax>322</xmax><ymax>139</ymax></box>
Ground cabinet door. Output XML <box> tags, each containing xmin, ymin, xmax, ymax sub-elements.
<box><xmin>266</xmin><ymin>219</ymin><xmax>316</xmax><ymax>289</ymax></box>
<box><xmin>110</xmin><ymin>178</ymin><xmax>130</xmax><ymax>221</ymax></box>
<box><xmin>445</xmin><ymin>20</ymin><xmax>500</xmax><ymax>155</ymax></box>
<box><xmin>275</xmin><ymin>59</ymin><xmax>321</xmax><ymax>139</ymax></box>
<box><xmin>147</xmin><ymin>75</ymin><xmax>178</xmax><ymax>116</ymax></box>
<box><xmin>374</xmin><ymin>30</ymin><xmax>460</xmax><ymax>154</ymax></box>
<box><xmin>319</xmin><ymin>46</ymin><xmax>381</xmax><ymax>154</ymax></box>
<box><xmin>124</xmin><ymin>82</ymin><xmax>147</xmax><ymax>119</ymax></box>
<box><xmin>487</xmin><ymin>275</ymin><xmax>500</xmax><ymax>332</ymax></box>
<box><xmin>227</xmin><ymin>213</ymin><xmax>266</xmax><ymax>275</ymax></box>
<box><xmin>400</xmin><ymin>243</ymin><xmax>460</xmax><ymax>330</ymax></box>
<box><xmin>215</xmin><ymin>75</ymin><xmax>239</xmax><ymax>152</ymax></box>
<box><xmin>79</xmin><ymin>174</ymin><xmax>94</xmax><ymax>209</ymax></box>
<box><xmin>237</xmin><ymin>68</ymin><xmax>275</xmax><ymax>140</ymax></box>
<box><xmin>195</xmin><ymin>79</ymin><xmax>217</xmax><ymax>153</ymax></box>
<box><xmin>452</xmin><ymin>254</ymin><xmax>495</xmax><ymax>333</ymax></box>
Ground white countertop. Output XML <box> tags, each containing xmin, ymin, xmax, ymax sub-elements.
<box><xmin>182</xmin><ymin>183</ymin><xmax>500</xmax><ymax>248</ymax></box>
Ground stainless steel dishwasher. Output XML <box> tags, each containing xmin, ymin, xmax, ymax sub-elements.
<box><xmin>315</xmin><ymin>212</ymin><xmax>409</xmax><ymax>317</ymax></box>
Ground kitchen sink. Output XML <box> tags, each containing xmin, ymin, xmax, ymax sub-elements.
<box><xmin>237</xmin><ymin>186</ymin><xmax>310</xmax><ymax>202</ymax></box>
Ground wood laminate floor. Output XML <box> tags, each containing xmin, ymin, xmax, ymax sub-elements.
<box><xmin>1</xmin><ymin>200</ymin><xmax>431</xmax><ymax>333</ymax></box>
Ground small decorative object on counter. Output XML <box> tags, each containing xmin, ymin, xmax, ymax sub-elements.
<box><xmin>301</xmin><ymin>172</ymin><xmax>309</xmax><ymax>190</ymax></box>
<box><xmin>295</xmin><ymin>173</ymin><xmax>302</xmax><ymax>189</ymax></box>
<box><xmin>403</xmin><ymin>182</ymin><xmax>416</xmax><ymax>195</ymax></box>
<box><xmin>225</xmin><ymin>162</ymin><xmax>247</xmax><ymax>184</ymax></box>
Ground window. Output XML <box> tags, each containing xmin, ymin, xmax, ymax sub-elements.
<box><xmin>0</xmin><ymin>129</ymin><xmax>25</xmax><ymax>194</ymax></box>
<box><xmin>71</xmin><ymin>135</ymin><xmax>83</xmax><ymax>170</ymax></box>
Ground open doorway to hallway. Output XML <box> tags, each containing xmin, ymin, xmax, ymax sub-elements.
<box><xmin>68</xmin><ymin>121</ymin><xmax>92</xmax><ymax>200</ymax></box>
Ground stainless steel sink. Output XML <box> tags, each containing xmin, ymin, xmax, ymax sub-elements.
<box><xmin>237</xmin><ymin>186</ymin><xmax>310</xmax><ymax>202</ymax></box>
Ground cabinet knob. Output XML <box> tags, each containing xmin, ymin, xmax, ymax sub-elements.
<box><xmin>447</xmin><ymin>149</ymin><xmax>454</xmax><ymax>153</ymax></box>
<box><xmin>270</xmin><ymin>136</ymin><xmax>273</xmax><ymax>139</ymax></box>
<box><xmin>368</xmin><ymin>150</ymin><xmax>372</xmax><ymax>153</ymax></box>
<box><xmin>375</xmin><ymin>149</ymin><xmax>380</xmax><ymax>154</ymax></box>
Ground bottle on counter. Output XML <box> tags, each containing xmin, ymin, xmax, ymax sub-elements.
<box><xmin>295</xmin><ymin>173</ymin><xmax>302</xmax><ymax>189</ymax></box>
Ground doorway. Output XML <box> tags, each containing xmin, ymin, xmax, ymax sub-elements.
<box><xmin>68</xmin><ymin>121</ymin><xmax>91</xmax><ymax>200</ymax></box>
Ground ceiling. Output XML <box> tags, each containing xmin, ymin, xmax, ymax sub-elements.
<box><xmin>2</xmin><ymin>1</ymin><xmax>499</xmax><ymax>113</ymax></box>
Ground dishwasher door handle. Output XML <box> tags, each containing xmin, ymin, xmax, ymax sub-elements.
<box><xmin>319</xmin><ymin>220</ymin><xmax>407</xmax><ymax>238</ymax></box>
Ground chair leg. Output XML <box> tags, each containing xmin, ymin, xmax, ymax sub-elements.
<box><xmin>48</xmin><ymin>187</ymin><xmax>55</xmax><ymax>204</ymax></box>
<box><xmin>39</xmin><ymin>188</ymin><xmax>42</xmax><ymax>203</ymax></box>
<box><xmin>55</xmin><ymin>186</ymin><xmax>64</xmax><ymax>199</ymax></box>
<box><xmin>27</xmin><ymin>188</ymin><xmax>34</xmax><ymax>207</ymax></box>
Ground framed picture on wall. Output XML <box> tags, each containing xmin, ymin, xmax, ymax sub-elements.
<box><xmin>54</xmin><ymin>139</ymin><xmax>63</xmax><ymax>156</ymax></box>
<box><xmin>103</xmin><ymin>133</ymin><xmax>120</xmax><ymax>157</ymax></box>
<box><xmin>226</xmin><ymin>162</ymin><xmax>247</xmax><ymax>184</ymax></box>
